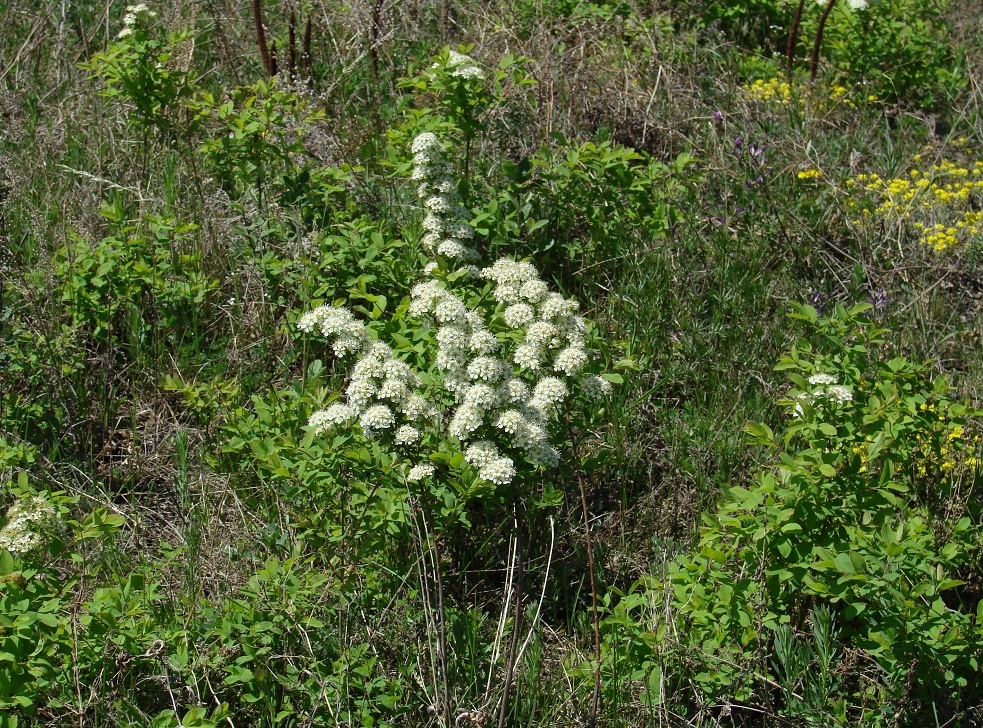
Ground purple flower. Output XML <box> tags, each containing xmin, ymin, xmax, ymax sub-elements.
<box><xmin>734</xmin><ymin>137</ymin><xmax>744</xmax><ymax>152</ymax></box>
<box><xmin>810</xmin><ymin>291</ymin><xmax>827</xmax><ymax>315</ymax></box>
<box><xmin>712</xmin><ymin>110</ymin><xmax>724</xmax><ymax>122</ymax></box>
<box><xmin>871</xmin><ymin>287</ymin><xmax>887</xmax><ymax>307</ymax></box>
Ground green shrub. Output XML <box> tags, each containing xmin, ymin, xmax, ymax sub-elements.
<box><xmin>667</xmin><ymin>302</ymin><xmax>983</xmax><ymax>715</ymax></box>
<box><xmin>84</xmin><ymin>5</ymin><xmax>197</xmax><ymax>137</ymax></box>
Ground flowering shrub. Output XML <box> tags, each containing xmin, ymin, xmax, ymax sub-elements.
<box><xmin>846</xmin><ymin>153</ymin><xmax>983</xmax><ymax>253</ymax></box>
<box><xmin>85</xmin><ymin>4</ymin><xmax>195</xmax><ymax>135</ymax></box>
<box><xmin>664</xmin><ymin>303</ymin><xmax>983</xmax><ymax>710</ymax></box>
<box><xmin>301</xmin><ymin>132</ymin><xmax>614</xmax><ymax>493</ymax></box>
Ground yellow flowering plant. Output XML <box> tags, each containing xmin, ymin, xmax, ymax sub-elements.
<box><xmin>846</xmin><ymin>153</ymin><xmax>983</xmax><ymax>253</ymax></box>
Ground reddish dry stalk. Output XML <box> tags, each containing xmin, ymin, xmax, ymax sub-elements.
<box><xmin>786</xmin><ymin>0</ymin><xmax>807</xmax><ymax>81</ymax></box>
<box><xmin>496</xmin><ymin>525</ymin><xmax>525</xmax><ymax>728</ymax></box>
<box><xmin>811</xmin><ymin>0</ymin><xmax>839</xmax><ymax>82</ymax></box>
<box><xmin>303</xmin><ymin>18</ymin><xmax>312</xmax><ymax>75</ymax></box>
<box><xmin>288</xmin><ymin>12</ymin><xmax>297</xmax><ymax>78</ymax></box>
<box><xmin>370</xmin><ymin>0</ymin><xmax>384</xmax><ymax>80</ymax></box>
<box><xmin>252</xmin><ymin>0</ymin><xmax>274</xmax><ymax>77</ymax></box>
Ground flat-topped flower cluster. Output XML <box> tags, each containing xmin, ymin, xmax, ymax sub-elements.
<box><xmin>300</xmin><ymin>132</ymin><xmax>612</xmax><ymax>486</ymax></box>
<box><xmin>0</xmin><ymin>495</ymin><xmax>56</xmax><ymax>555</ymax></box>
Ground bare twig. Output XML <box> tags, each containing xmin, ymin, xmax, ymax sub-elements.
<box><xmin>786</xmin><ymin>0</ymin><xmax>807</xmax><ymax>81</ymax></box>
<box><xmin>496</xmin><ymin>514</ymin><xmax>524</xmax><ymax>728</ymax></box>
<box><xmin>252</xmin><ymin>0</ymin><xmax>274</xmax><ymax>76</ymax></box>
<box><xmin>810</xmin><ymin>0</ymin><xmax>839</xmax><ymax>82</ymax></box>
<box><xmin>578</xmin><ymin>471</ymin><xmax>602</xmax><ymax>727</ymax></box>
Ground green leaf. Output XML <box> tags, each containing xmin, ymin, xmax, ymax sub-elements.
<box><xmin>833</xmin><ymin>552</ymin><xmax>856</xmax><ymax>574</ymax></box>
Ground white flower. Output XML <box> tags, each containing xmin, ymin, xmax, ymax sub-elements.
<box><xmin>465</xmin><ymin>440</ymin><xmax>500</xmax><ymax>467</ymax></box>
<box><xmin>437</xmin><ymin>325</ymin><xmax>470</xmax><ymax>353</ymax></box>
<box><xmin>297</xmin><ymin>305</ymin><xmax>369</xmax><ymax>356</ymax></box>
<box><xmin>409</xmin><ymin>280</ymin><xmax>445</xmax><ymax>316</ymax></box>
<box><xmin>446</xmin><ymin>51</ymin><xmax>485</xmax><ymax>79</ymax></box>
<box><xmin>533</xmin><ymin>377</ymin><xmax>568</xmax><ymax>404</ymax></box>
<box><xmin>464</xmin><ymin>383</ymin><xmax>500</xmax><ymax>408</ymax></box>
<box><xmin>526</xmin><ymin>398</ymin><xmax>553</xmax><ymax>421</ymax></box>
<box><xmin>437</xmin><ymin>349</ymin><xmax>469</xmax><ymax>373</ymax></box>
<box><xmin>403</xmin><ymin>394</ymin><xmax>439</xmax><ymax>420</ymax></box>
<box><xmin>407</xmin><ymin>463</ymin><xmax>435</xmax><ymax>481</ymax></box>
<box><xmin>520</xmin><ymin>279</ymin><xmax>550</xmax><ymax>303</ymax></box>
<box><xmin>526</xmin><ymin>441</ymin><xmax>560</xmax><ymax>469</ymax></box>
<box><xmin>346</xmin><ymin>378</ymin><xmax>377</xmax><ymax>410</ymax></box>
<box><xmin>495</xmin><ymin>409</ymin><xmax>527</xmax><ymax>436</ymax></box>
<box><xmin>469</xmin><ymin>330</ymin><xmax>499</xmax><ymax>354</ymax></box>
<box><xmin>0</xmin><ymin>496</ymin><xmax>56</xmax><ymax>555</ymax></box>
<box><xmin>554</xmin><ymin>346</ymin><xmax>588</xmax><ymax>376</ymax></box>
<box><xmin>539</xmin><ymin>293</ymin><xmax>579</xmax><ymax>322</ymax></box>
<box><xmin>434</xmin><ymin>297</ymin><xmax>469</xmax><ymax>324</ymax></box>
<box><xmin>493</xmin><ymin>285</ymin><xmax>524</xmax><ymax>304</ymax></box>
<box><xmin>437</xmin><ymin>239</ymin><xmax>478</xmax><ymax>260</ymax></box>
<box><xmin>468</xmin><ymin>356</ymin><xmax>506</xmax><ymax>382</ymax></box>
<box><xmin>423</xmin><ymin>213</ymin><xmax>444</xmax><ymax>232</ymax></box>
<box><xmin>449</xmin><ymin>403</ymin><xmax>485</xmax><ymax>439</ymax></box>
<box><xmin>411</xmin><ymin>132</ymin><xmax>440</xmax><ymax>155</ymax></box>
<box><xmin>526</xmin><ymin>321</ymin><xmax>561</xmax><ymax>349</ymax></box>
<box><xmin>514</xmin><ymin>343</ymin><xmax>543</xmax><ymax>370</ymax></box>
<box><xmin>580</xmin><ymin>374</ymin><xmax>613</xmax><ymax>400</ymax></box>
<box><xmin>395</xmin><ymin>425</ymin><xmax>421</xmax><ymax>445</ymax></box>
<box><xmin>503</xmin><ymin>303</ymin><xmax>536</xmax><ymax>328</ymax></box>
<box><xmin>360</xmin><ymin>404</ymin><xmax>395</xmax><ymax>431</ymax></box>
<box><xmin>446</xmin><ymin>221</ymin><xmax>474</xmax><ymax>239</ymax></box>
<box><xmin>827</xmin><ymin>385</ymin><xmax>854</xmax><ymax>403</ymax></box>
<box><xmin>451</xmin><ymin>65</ymin><xmax>485</xmax><ymax>79</ymax></box>
<box><xmin>848</xmin><ymin>0</ymin><xmax>868</xmax><ymax>8</ymax></box>
<box><xmin>502</xmin><ymin>379</ymin><xmax>531</xmax><ymax>403</ymax></box>
<box><xmin>808</xmin><ymin>373</ymin><xmax>838</xmax><ymax>386</ymax></box>
<box><xmin>425</xmin><ymin>195</ymin><xmax>453</xmax><ymax>213</ymax></box>
<box><xmin>377</xmin><ymin>378</ymin><xmax>410</xmax><ymax>402</ymax></box>
<box><xmin>309</xmin><ymin>404</ymin><xmax>355</xmax><ymax>432</ymax></box>
<box><xmin>483</xmin><ymin>259</ymin><xmax>539</xmax><ymax>286</ymax></box>
<box><xmin>480</xmin><ymin>457</ymin><xmax>516</xmax><ymax>485</ymax></box>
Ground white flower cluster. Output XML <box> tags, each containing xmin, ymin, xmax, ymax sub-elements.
<box><xmin>298</xmin><ymin>305</ymin><xmax>370</xmax><ymax>356</ymax></box>
<box><xmin>307</xmin><ymin>339</ymin><xmax>438</xmax><ymax>439</ymax></box>
<box><xmin>410</xmin><ymin>278</ymin><xmax>557</xmax><ymax>478</ymax></box>
<box><xmin>117</xmin><ymin>3</ymin><xmax>157</xmax><ymax>38</ymax></box>
<box><xmin>408</xmin><ymin>262</ymin><xmax>612</xmax><ymax>481</ymax></box>
<box><xmin>299</xmin><ymin>131</ymin><xmax>617</xmax><ymax>488</ymax></box>
<box><xmin>482</xmin><ymin>260</ymin><xmax>606</xmax><ymax>387</ymax></box>
<box><xmin>0</xmin><ymin>496</ymin><xmax>56</xmax><ymax>555</ymax></box>
<box><xmin>411</xmin><ymin>133</ymin><xmax>479</xmax><ymax>262</ymax></box>
<box><xmin>434</xmin><ymin>50</ymin><xmax>485</xmax><ymax>80</ymax></box>
<box><xmin>792</xmin><ymin>373</ymin><xmax>854</xmax><ymax>417</ymax></box>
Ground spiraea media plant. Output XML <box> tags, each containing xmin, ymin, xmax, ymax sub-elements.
<box><xmin>299</xmin><ymin>131</ymin><xmax>615</xmax><ymax>498</ymax></box>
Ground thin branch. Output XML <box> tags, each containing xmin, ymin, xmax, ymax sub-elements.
<box><xmin>786</xmin><ymin>0</ymin><xmax>807</xmax><ymax>81</ymax></box>
<box><xmin>252</xmin><ymin>0</ymin><xmax>274</xmax><ymax>76</ymax></box>
<box><xmin>810</xmin><ymin>0</ymin><xmax>839</xmax><ymax>83</ymax></box>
